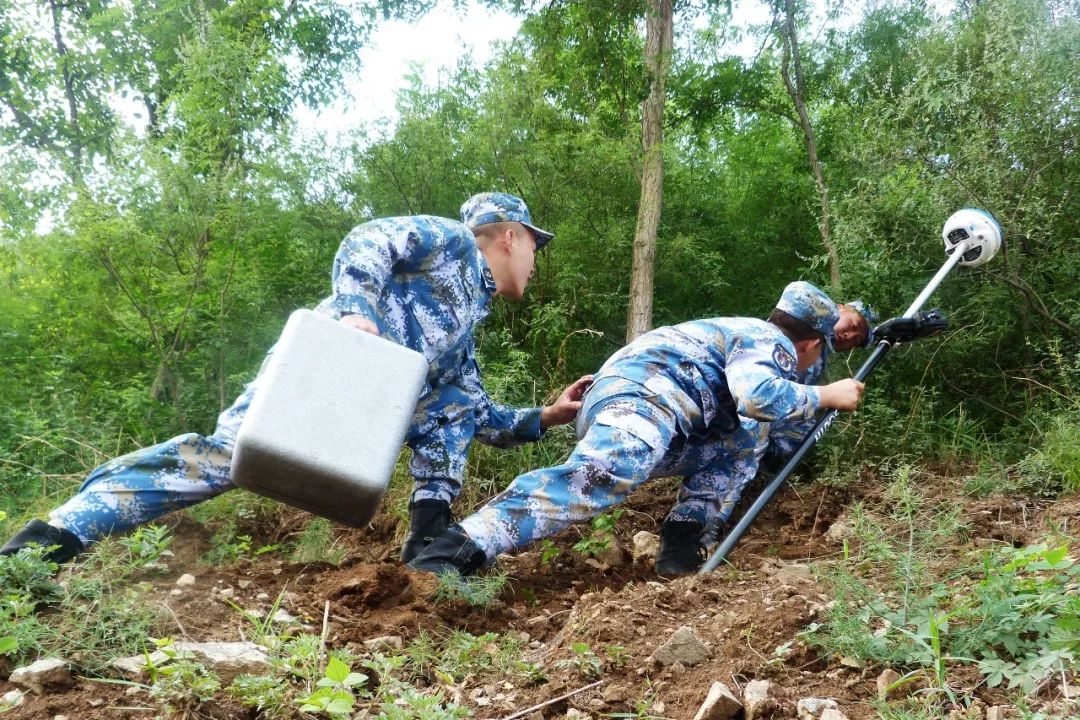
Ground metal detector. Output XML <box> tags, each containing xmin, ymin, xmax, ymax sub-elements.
<box><xmin>699</xmin><ymin>209</ymin><xmax>1003</xmax><ymax>573</ymax></box>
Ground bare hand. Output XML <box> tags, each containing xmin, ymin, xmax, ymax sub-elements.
<box><xmin>339</xmin><ymin>314</ymin><xmax>380</xmax><ymax>335</ymax></box>
<box><xmin>819</xmin><ymin>378</ymin><xmax>865</xmax><ymax>412</ymax></box>
<box><xmin>540</xmin><ymin>375</ymin><xmax>594</xmax><ymax>429</ymax></box>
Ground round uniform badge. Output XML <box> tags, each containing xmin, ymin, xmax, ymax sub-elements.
<box><xmin>772</xmin><ymin>344</ymin><xmax>796</xmax><ymax>375</ymax></box>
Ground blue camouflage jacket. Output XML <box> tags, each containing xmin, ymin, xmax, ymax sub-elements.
<box><xmin>595</xmin><ymin>317</ymin><xmax>822</xmax><ymax>438</ymax></box>
<box><xmin>313</xmin><ymin>215</ymin><xmax>542</xmax><ymax>457</ymax></box>
<box><xmin>584</xmin><ymin>318</ymin><xmax>826</xmax><ymax>507</ymax></box>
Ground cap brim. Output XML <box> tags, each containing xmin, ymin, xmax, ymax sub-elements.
<box><xmin>524</xmin><ymin>223</ymin><xmax>554</xmax><ymax>250</ymax></box>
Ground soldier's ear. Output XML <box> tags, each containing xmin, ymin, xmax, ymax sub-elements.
<box><xmin>496</xmin><ymin>227</ymin><xmax>515</xmax><ymax>254</ymax></box>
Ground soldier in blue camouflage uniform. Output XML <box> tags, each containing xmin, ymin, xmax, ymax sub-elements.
<box><xmin>1</xmin><ymin>193</ymin><xmax>591</xmax><ymax>565</ymax></box>
<box><xmin>408</xmin><ymin>281</ymin><xmax>868</xmax><ymax>577</ymax></box>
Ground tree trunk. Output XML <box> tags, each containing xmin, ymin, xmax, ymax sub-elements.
<box><xmin>47</xmin><ymin>0</ymin><xmax>83</xmax><ymax>179</ymax></box>
<box><xmin>779</xmin><ymin>0</ymin><xmax>841</xmax><ymax>293</ymax></box>
<box><xmin>626</xmin><ymin>0</ymin><xmax>673</xmax><ymax>342</ymax></box>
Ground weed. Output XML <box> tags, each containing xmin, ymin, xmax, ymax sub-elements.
<box><xmin>573</xmin><ymin>509</ymin><xmax>624</xmax><ymax>557</ymax></box>
<box><xmin>605</xmin><ymin>644</ymin><xmax>629</xmax><ymax>668</ymax></box>
<box><xmin>605</xmin><ymin>690</ymin><xmax>674</xmax><ymax>720</ymax></box>
<box><xmin>539</xmin><ymin>538</ymin><xmax>561</xmax><ymax>565</ymax></box>
<box><xmin>271</xmin><ymin>632</ymin><xmax>325</xmax><ymax>683</ymax></box>
<box><xmin>145</xmin><ymin>638</ymin><xmax>222</xmax><ymax>714</ymax></box>
<box><xmin>227</xmin><ymin>674</ymin><xmax>290</xmax><ymax>719</ymax></box>
<box><xmin>556</xmin><ymin>642</ymin><xmax>603</xmax><ymax>679</ymax></box>
<box><xmin>0</xmin><ymin>545</ymin><xmax>61</xmax><ymax>604</ymax></box>
<box><xmin>434</xmin><ymin>569</ymin><xmax>510</xmax><ymax>607</ymax></box>
<box><xmin>117</xmin><ymin>524</ymin><xmax>174</xmax><ymax>571</ymax></box>
<box><xmin>405</xmin><ymin>629</ymin><xmax>538</xmax><ymax>687</ymax></box>
<box><xmin>289</xmin><ymin>517</ymin><xmax>347</xmax><ymax>566</ymax></box>
<box><xmin>376</xmin><ymin>687</ymin><xmax>470</xmax><ymax>720</ymax></box>
<box><xmin>295</xmin><ymin>656</ymin><xmax>369</xmax><ymax>719</ymax></box>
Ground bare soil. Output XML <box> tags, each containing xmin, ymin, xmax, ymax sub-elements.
<box><xmin>1</xmin><ymin>472</ymin><xmax>1072</xmax><ymax>720</ymax></box>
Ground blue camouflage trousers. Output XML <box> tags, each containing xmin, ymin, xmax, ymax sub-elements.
<box><xmin>50</xmin><ymin>366</ymin><xmax>475</xmax><ymax>546</ymax></box>
<box><xmin>458</xmin><ymin>376</ymin><xmax>761</xmax><ymax>560</ymax></box>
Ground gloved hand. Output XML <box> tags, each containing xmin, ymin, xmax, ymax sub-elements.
<box><xmin>872</xmin><ymin>309</ymin><xmax>949</xmax><ymax>345</ymax></box>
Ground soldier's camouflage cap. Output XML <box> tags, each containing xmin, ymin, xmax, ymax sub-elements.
<box><xmin>460</xmin><ymin>192</ymin><xmax>555</xmax><ymax>250</ymax></box>
<box><xmin>842</xmin><ymin>300</ymin><xmax>877</xmax><ymax>348</ymax></box>
<box><xmin>776</xmin><ymin>281</ymin><xmax>841</xmax><ymax>350</ymax></box>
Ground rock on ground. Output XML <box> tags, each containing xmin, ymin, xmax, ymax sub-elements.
<box><xmin>797</xmin><ymin>698</ymin><xmax>839</xmax><ymax>719</ymax></box>
<box><xmin>820</xmin><ymin>709</ymin><xmax>851</xmax><ymax>720</ymax></box>
<box><xmin>744</xmin><ymin>679</ymin><xmax>775</xmax><ymax>720</ymax></box>
<box><xmin>9</xmin><ymin>658</ymin><xmax>75</xmax><ymax>694</ymax></box>
<box><xmin>692</xmin><ymin>681</ymin><xmax>742</xmax><ymax>720</ymax></box>
<box><xmin>632</xmin><ymin>531</ymin><xmax>660</xmax><ymax>562</ymax></box>
<box><xmin>113</xmin><ymin>641</ymin><xmax>269</xmax><ymax>685</ymax></box>
<box><xmin>651</xmin><ymin>625</ymin><xmax>711</xmax><ymax>667</ymax></box>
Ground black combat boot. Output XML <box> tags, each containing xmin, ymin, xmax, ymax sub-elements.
<box><xmin>655</xmin><ymin>520</ymin><xmax>706</xmax><ymax>576</ymax></box>
<box><xmin>406</xmin><ymin>524</ymin><xmax>487</xmax><ymax>577</ymax></box>
<box><xmin>0</xmin><ymin>519</ymin><xmax>84</xmax><ymax>565</ymax></box>
<box><xmin>399</xmin><ymin>499</ymin><xmax>452</xmax><ymax>563</ymax></box>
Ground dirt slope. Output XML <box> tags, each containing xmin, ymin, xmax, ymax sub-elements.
<box><xmin>0</xmin><ymin>475</ymin><xmax>1068</xmax><ymax>720</ymax></box>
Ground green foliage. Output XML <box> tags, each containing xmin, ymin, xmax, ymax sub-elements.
<box><xmin>434</xmin><ymin>570</ymin><xmax>511</xmax><ymax>608</ymax></box>
<box><xmin>806</xmin><ymin>470</ymin><xmax>1080</xmax><ymax>700</ymax></box>
<box><xmin>539</xmin><ymin>539</ymin><xmax>561</xmax><ymax>565</ymax></box>
<box><xmin>556</xmin><ymin>642</ymin><xmax>603</xmax><ymax>680</ymax></box>
<box><xmin>0</xmin><ymin>546</ymin><xmax>62</xmax><ymax>605</ymax></box>
<box><xmin>289</xmin><ymin>517</ymin><xmax>347</xmax><ymax>566</ymax></box>
<box><xmin>146</xmin><ymin>638</ymin><xmax>222</xmax><ymax>713</ymax></box>
<box><xmin>295</xmin><ymin>656</ymin><xmax>369</xmax><ymax>719</ymax></box>
<box><xmin>227</xmin><ymin>674</ymin><xmax>291</xmax><ymax>719</ymax></box>
<box><xmin>573</xmin><ymin>509</ymin><xmax>624</xmax><ymax>557</ymax></box>
<box><xmin>118</xmin><ymin>524</ymin><xmax>174</xmax><ymax>572</ymax></box>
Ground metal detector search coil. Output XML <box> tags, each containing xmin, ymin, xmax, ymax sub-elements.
<box><xmin>942</xmin><ymin>208</ymin><xmax>1003</xmax><ymax>268</ymax></box>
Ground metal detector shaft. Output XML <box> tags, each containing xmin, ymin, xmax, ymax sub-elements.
<box><xmin>698</xmin><ymin>242</ymin><xmax>971</xmax><ymax>573</ymax></box>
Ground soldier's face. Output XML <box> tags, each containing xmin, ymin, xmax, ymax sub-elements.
<box><xmin>504</xmin><ymin>225</ymin><xmax>537</xmax><ymax>299</ymax></box>
<box><xmin>833</xmin><ymin>306</ymin><xmax>869</xmax><ymax>351</ymax></box>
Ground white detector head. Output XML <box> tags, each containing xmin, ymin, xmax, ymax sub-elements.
<box><xmin>942</xmin><ymin>208</ymin><xmax>1002</xmax><ymax>267</ymax></box>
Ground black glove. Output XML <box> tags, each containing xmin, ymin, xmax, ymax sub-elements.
<box><xmin>872</xmin><ymin>309</ymin><xmax>949</xmax><ymax>345</ymax></box>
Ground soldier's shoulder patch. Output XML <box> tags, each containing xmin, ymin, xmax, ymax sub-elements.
<box><xmin>772</xmin><ymin>344</ymin><xmax>796</xmax><ymax>375</ymax></box>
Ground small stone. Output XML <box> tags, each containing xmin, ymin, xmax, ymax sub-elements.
<box><xmin>820</xmin><ymin>710</ymin><xmax>850</xmax><ymax>720</ymax></box>
<box><xmin>170</xmin><ymin>589</ymin><xmax>183</xmax><ymax>596</ymax></box>
<box><xmin>9</xmin><ymin>658</ymin><xmax>75</xmax><ymax>694</ymax></box>
<box><xmin>363</xmin><ymin>635</ymin><xmax>404</xmax><ymax>652</ymax></box>
<box><xmin>88</xmin><ymin>698</ymin><xmax>105</xmax><ymax>707</ymax></box>
<box><xmin>632</xmin><ymin>531</ymin><xmax>661</xmax><ymax>562</ymax></box>
<box><xmin>175</xmin><ymin>573</ymin><xmax>196</xmax><ymax>586</ymax></box>
<box><xmin>54</xmin><ymin>715</ymin><xmax>69</xmax><ymax>720</ymax></box>
<box><xmin>256</xmin><ymin>592</ymin><xmax>270</xmax><ymax>601</ymax></box>
<box><xmin>238</xmin><ymin>580</ymin><xmax>253</xmax><ymax>590</ymax></box>
<box><xmin>602</xmin><ymin>684</ymin><xmax>631</xmax><ymax>703</ymax></box>
<box><xmin>824</xmin><ymin>517</ymin><xmax>855</xmax><ymax>543</ymax></box>
<box><xmin>839</xmin><ymin>655</ymin><xmax>864</xmax><ymax>669</ymax></box>
<box><xmin>772</xmin><ymin>562</ymin><xmax>814</xmax><ymax>584</ymax></box>
<box><xmin>692</xmin><ymin>681</ymin><xmax>742</xmax><ymax>720</ymax></box>
<box><xmin>597</xmin><ymin>540</ymin><xmax>629</xmax><ymax>567</ymax></box>
<box><xmin>1</xmin><ymin>690</ymin><xmax>24</xmax><ymax>708</ymax></box>
<box><xmin>271</xmin><ymin>609</ymin><xmax>297</xmax><ymax>623</ymax></box>
<box><xmin>986</xmin><ymin>708</ymin><xmax>1010</xmax><ymax>720</ymax></box>
<box><xmin>744</xmin><ymin>680</ymin><xmax>775</xmax><ymax>720</ymax></box>
<box><xmin>670</xmin><ymin>661</ymin><xmax>686</xmax><ymax>676</ymax></box>
<box><xmin>876</xmin><ymin>668</ymin><xmax>904</xmax><ymax>699</ymax></box>
<box><xmin>564</xmin><ymin>709</ymin><xmax>590</xmax><ymax>720</ymax></box>
<box><xmin>651</xmin><ymin>625</ymin><xmax>710</xmax><ymax>667</ymax></box>
<box><xmin>797</xmin><ymin>698</ymin><xmax>839</xmax><ymax>720</ymax></box>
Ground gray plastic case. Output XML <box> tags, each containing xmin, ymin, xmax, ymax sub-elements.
<box><xmin>231</xmin><ymin>309</ymin><xmax>428</xmax><ymax>527</ymax></box>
